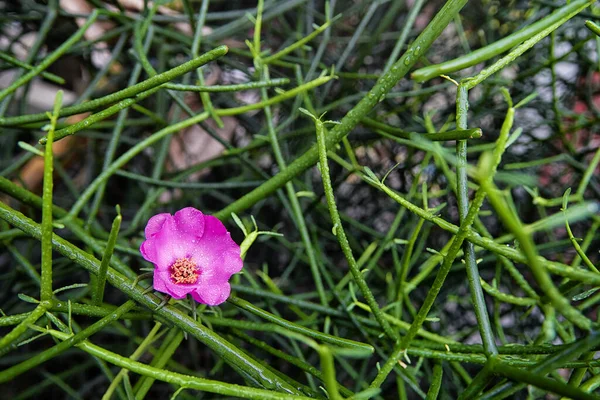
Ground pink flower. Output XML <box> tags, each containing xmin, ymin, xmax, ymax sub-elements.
<box><xmin>140</xmin><ymin>207</ymin><xmax>242</xmax><ymax>306</ymax></box>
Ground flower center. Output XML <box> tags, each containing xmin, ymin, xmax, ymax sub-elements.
<box><xmin>169</xmin><ymin>257</ymin><xmax>200</xmax><ymax>284</ymax></box>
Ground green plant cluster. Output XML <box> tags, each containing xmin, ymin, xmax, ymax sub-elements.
<box><xmin>0</xmin><ymin>0</ymin><xmax>599</xmax><ymax>399</ymax></box>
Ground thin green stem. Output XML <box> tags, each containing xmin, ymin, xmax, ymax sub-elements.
<box><xmin>191</xmin><ymin>0</ymin><xmax>222</xmax><ymax>127</ymax></box>
<box><xmin>43</xmin><ymin>328</ymin><xmax>314</xmax><ymax>400</ymax></box>
<box><xmin>383</xmin><ymin>0</ymin><xmax>426</xmax><ymax>73</ymax></box>
<box><xmin>412</xmin><ymin>0</ymin><xmax>595</xmax><ymax>82</ymax></box>
<box><xmin>92</xmin><ymin>207</ymin><xmax>122</xmax><ymax>305</ymax></box>
<box><xmin>0</xmin><ymin>304</ymin><xmax>47</xmax><ymax>352</ymax></box>
<box><xmin>455</xmin><ymin>84</ymin><xmax>498</xmax><ymax>357</ymax></box>
<box><xmin>133</xmin><ymin>329</ymin><xmax>184</xmax><ymax>399</ymax></box>
<box><xmin>165</xmin><ymin>78</ymin><xmax>290</xmax><ymax>92</ymax></box>
<box><xmin>0</xmin><ymin>202</ymin><xmax>303</xmax><ymax>394</ymax></box>
<box><xmin>228</xmin><ymin>296</ymin><xmax>373</xmax><ymax>352</ymax></box>
<box><xmin>309</xmin><ymin>112</ymin><xmax>399</xmax><ymax>342</ymax></box>
<box><xmin>51</xmin><ymin>86</ymin><xmax>161</xmax><ymax>142</ymax></box>
<box><xmin>0</xmin><ymin>301</ymin><xmax>136</xmax><ymax>383</ymax></box>
<box><xmin>479</xmin><ymin>279</ymin><xmax>538</xmax><ymax>306</ymax></box>
<box><xmin>318</xmin><ymin>346</ymin><xmax>343</xmax><ymax>400</ymax></box>
<box><xmin>257</xmin><ymin>62</ymin><xmax>328</xmax><ymax>306</ymax></box>
<box><xmin>1</xmin><ymin>46</ymin><xmax>228</xmax><ymax>128</ymax></box>
<box><xmin>576</xmin><ymin>146</ymin><xmax>600</xmax><ymax>198</ymax></box>
<box><xmin>362</xmin><ymin>117</ymin><xmax>482</xmax><ymax>141</ymax></box>
<box><xmin>102</xmin><ymin>322</ymin><xmax>162</xmax><ymax>399</ymax></box>
<box><xmin>41</xmin><ymin>91</ymin><xmax>63</xmax><ymax>301</ymax></box>
<box><xmin>0</xmin><ymin>11</ymin><xmax>98</xmax><ymax>102</ymax></box>
<box><xmin>480</xmin><ymin>165</ymin><xmax>592</xmax><ymax>331</ymax></box>
<box><xmin>462</xmin><ymin>2</ymin><xmax>592</xmax><ymax>90</ymax></box>
<box><xmin>215</xmin><ymin>0</ymin><xmax>469</xmax><ymax>221</ymax></box>
<box><xmin>263</xmin><ymin>17</ymin><xmax>334</xmax><ymax>64</ymax></box>
<box><xmin>0</xmin><ymin>51</ymin><xmax>65</xmax><ymax>84</ymax></box>
<box><xmin>425</xmin><ymin>362</ymin><xmax>443</xmax><ymax>400</ymax></box>
<box><xmin>458</xmin><ymin>361</ymin><xmax>494</xmax><ymax>400</ymax></box>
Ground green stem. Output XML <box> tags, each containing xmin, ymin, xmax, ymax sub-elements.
<box><xmin>92</xmin><ymin>207</ymin><xmax>122</xmax><ymax>305</ymax></box>
<box><xmin>362</xmin><ymin>117</ymin><xmax>482</xmax><ymax>141</ymax></box>
<box><xmin>0</xmin><ymin>11</ymin><xmax>98</xmax><ymax>102</ymax></box>
<box><xmin>480</xmin><ymin>162</ymin><xmax>592</xmax><ymax>331</ymax></box>
<box><xmin>133</xmin><ymin>329</ymin><xmax>184</xmax><ymax>399</ymax></box>
<box><xmin>462</xmin><ymin>1</ymin><xmax>592</xmax><ymax>90</ymax></box>
<box><xmin>214</xmin><ymin>0</ymin><xmax>469</xmax><ymax>221</ymax></box>
<box><xmin>310</xmin><ymin>113</ymin><xmax>398</xmax><ymax>342</ymax></box>
<box><xmin>102</xmin><ymin>322</ymin><xmax>162</xmax><ymax>400</ymax></box>
<box><xmin>489</xmin><ymin>360</ymin><xmax>598</xmax><ymax>400</ymax></box>
<box><xmin>0</xmin><ymin>202</ymin><xmax>302</xmax><ymax>394</ymax></box>
<box><xmin>0</xmin><ymin>301</ymin><xmax>135</xmax><ymax>383</ymax></box>
<box><xmin>575</xmin><ymin>146</ymin><xmax>600</xmax><ymax>198</ymax></box>
<box><xmin>258</xmin><ymin>64</ymin><xmax>328</xmax><ymax>306</ymax></box>
<box><xmin>42</xmin><ymin>328</ymin><xmax>314</xmax><ymax>400</ymax></box>
<box><xmin>51</xmin><ymin>86</ymin><xmax>162</xmax><ymax>142</ymax></box>
<box><xmin>84</xmin><ymin>31</ymin><xmax>152</xmax><ymax>227</ymax></box>
<box><xmin>0</xmin><ymin>304</ymin><xmax>47</xmax><ymax>352</ymax></box>
<box><xmin>0</xmin><ymin>51</ymin><xmax>65</xmax><ymax>84</ymax></box>
<box><xmin>425</xmin><ymin>362</ymin><xmax>443</xmax><ymax>400</ymax></box>
<box><xmin>191</xmin><ymin>0</ymin><xmax>222</xmax><ymax>127</ymax></box>
<box><xmin>263</xmin><ymin>18</ymin><xmax>334</xmax><ymax>64</ymax></box>
<box><xmin>41</xmin><ymin>91</ymin><xmax>63</xmax><ymax>301</ymax></box>
<box><xmin>228</xmin><ymin>296</ymin><xmax>373</xmax><ymax>352</ymax></box>
<box><xmin>165</xmin><ymin>78</ymin><xmax>290</xmax><ymax>92</ymax></box>
<box><xmin>479</xmin><ymin>279</ymin><xmax>538</xmax><ymax>306</ymax></box>
<box><xmin>412</xmin><ymin>0</ymin><xmax>595</xmax><ymax>82</ymax></box>
<box><xmin>455</xmin><ymin>84</ymin><xmax>498</xmax><ymax>357</ymax></box>
<box><xmin>579</xmin><ymin>373</ymin><xmax>600</xmax><ymax>393</ymax></box>
<box><xmin>1</xmin><ymin>46</ymin><xmax>228</xmax><ymax>128</ymax></box>
<box><xmin>458</xmin><ymin>362</ymin><xmax>494</xmax><ymax>400</ymax></box>
<box><xmin>318</xmin><ymin>345</ymin><xmax>343</xmax><ymax>400</ymax></box>
<box><xmin>383</xmin><ymin>0</ymin><xmax>427</xmax><ymax>73</ymax></box>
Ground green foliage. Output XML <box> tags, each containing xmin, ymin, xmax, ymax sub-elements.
<box><xmin>0</xmin><ymin>0</ymin><xmax>599</xmax><ymax>399</ymax></box>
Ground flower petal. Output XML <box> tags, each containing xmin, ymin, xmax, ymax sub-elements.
<box><xmin>203</xmin><ymin>215</ymin><xmax>227</xmax><ymax>236</ymax></box>
<box><xmin>191</xmin><ymin>281</ymin><xmax>231</xmax><ymax>306</ymax></box>
<box><xmin>140</xmin><ymin>240</ymin><xmax>155</xmax><ymax>263</ymax></box>
<box><xmin>152</xmin><ymin>270</ymin><xmax>170</xmax><ymax>295</ymax></box>
<box><xmin>154</xmin><ymin>269</ymin><xmax>194</xmax><ymax>299</ymax></box>
<box><xmin>189</xmin><ymin>216</ymin><xmax>242</xmax><ymax>278</ymax></box>
<box><xmin>144</xmin><ymin>217</ymin><xmax>198</xmax><ymax>270</ymax></box>
<box><xmin>173</xmin><ymin>207</ymin><xmax>205</xmax><ymax>238</ymax></box>
<box><xmin>144</xmin><ymin>213</ymin><xmax>170</xmax><ymax>239</ymax></box>
<box><xmin>221</xmin><ymin>247</ymin><xmax>244</xmax><ymax>276</ymax></box>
